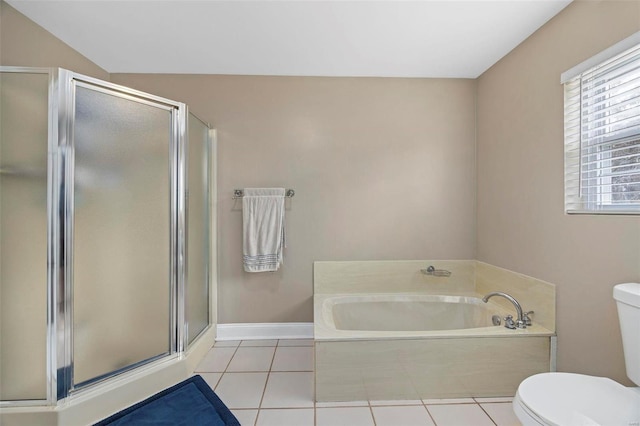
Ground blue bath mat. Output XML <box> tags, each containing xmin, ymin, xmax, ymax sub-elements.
<box><xmin>95</xmin><ymin>375</ymin><xmax>240</xmax><ymax>426</ymax></box>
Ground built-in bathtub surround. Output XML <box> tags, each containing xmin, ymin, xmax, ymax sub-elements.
<box><xmin>316</xmin><ymin>337</ymin><xmax>550</xmax><ymax>401</ymax></box>
<box><xmin>313</xmin><ymin>260</ymin><xmax>555</xmax><ymax>330</ymax></box>
<box><xmin>313</xmin><ymin>260</ymin><xmax>556</xmax><ymax>402</ymax></box>
<box><xmin>476</xmin><ymin>261</ymin><xmax>556</xmax><ymax>332</ymax></box>
<box><xmin>313</xmin><ymin>260</ymin><xmax>476</xmax><ymax>295</ymax></box>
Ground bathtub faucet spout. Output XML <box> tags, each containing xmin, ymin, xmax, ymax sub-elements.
<box><xmin>482</xmin><ymin>292</ymin><xmax>528</xmax><ymax>329</ymax></box>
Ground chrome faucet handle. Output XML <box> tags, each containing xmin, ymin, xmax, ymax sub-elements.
<box><xmin>503</xmin><ymin>315</ymin><xmax>516</xmax><ymax>329</ymax></box>
<box><xmin>523</xmin><ymin>311</ymin><xmax>534</xmax><ymax>326</ymax></box>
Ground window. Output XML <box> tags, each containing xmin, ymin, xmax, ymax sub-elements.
<box><xmin>563</xmin><ymin>33</ymin><xmax>640</xmax><ymax>214</ymax></box>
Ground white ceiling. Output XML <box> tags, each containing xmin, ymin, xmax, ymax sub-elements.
<box><xmin>7</xmin><ymin>0</ymin><xmax>572</xmax><ymax>78</ymax></box>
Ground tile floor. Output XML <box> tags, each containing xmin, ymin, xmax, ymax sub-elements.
<box><xmin>194</xmin><ymin>339</ymin><xmax>522</xmax><ymax>426</ymax></box>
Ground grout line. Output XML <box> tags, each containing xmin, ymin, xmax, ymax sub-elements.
<box><xmin>367</xmin><ymin>398</ymin><xmax>376</xmax><ymax>426</ymax></box>
<box><xmin>221</xmin><ymin>342</ymin><xmax>255</xmax><ymax>423</ymax></box>
<box><xmin>424</xmin><ymin>401</ymin><xmax>479</xmax><ymax>406</ymax></box>
<box><xmin>269</xmin><ymin>369</ymin><xmax>314</xmax><ymax>373</ymax></box>
<box><xmin>312</xmin><ymin>341</ymin><xmax>317</xmax><ymax>426</ymax></box>
<box><xmin>197</xmin><ymin>343</ymin><xmax>242</xmax><ymax>375</ymax></box>
<box><xmin>225</xmin><ymin>369</ymin><xmax>313</xmax><ymax>373</ymax></box>
<box><xmin>209</xmin><ymin>372</ymin><xmax>223</xmax><ymax>390</ymax></box>
<box><xmin>423</xmin><ymin>404</ymin><xmax>438</xmax><ymax>426</ymax></box>
<box><xmin>473</xmin><ymin>397</ymin><xmax>513</xmax><ymax>403</ymax></box>
<box><xmin>276</xmin><ymin>343</ymin><xmax>315</xmax><ymax>347</ymax></box>
<box><xmin>313</xmin><ymin>348</ymin><xmax>317</xmax><ymax>426</ymax></box>
<box><xmin>256</xmin><ymin>341</ymin><xmax>279</xmax><ymax>413</ymax></box>
<box><xmin>369</xmin><ymin>402</ymin><xmax>424</xmax><ymax>407</ymax></box>
<box><xmin>225</xmin><ymin>344</ymin><xmax>279</xmax><ymax>373</ymax></box>
<box><xmin>222</xmin><ymin>343</ymin><xmax>242</xmax><ymax>374</ymax></box>
<box><xmin>268</xmin><ymin>344</ymin><xmax>278</xmax><ymax>371</ymax></box>
<box><xmin>316</xmin><ymin>403</ymin><xmax>371</xmax><ymax>408</ymax></box>
<box><xmin>477</xmin><ymin>402</ymin><xmax>499</xmax><ymax>426</ymax></box>
<box><xmin>369</xmin><ymin>403</ymin><xmax>377</xmax><ymax>426</ymax></box>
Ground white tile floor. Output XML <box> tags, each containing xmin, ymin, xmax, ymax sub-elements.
<box><xmin>194</xmin><ymin>339</ymin><xmax>522</xmax><ymax>426</ymax></box>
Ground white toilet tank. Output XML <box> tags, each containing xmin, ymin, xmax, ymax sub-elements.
<box><xmin>614</xmin><ymin>283</ymin><xmax>640</xmax><ymax>385</ymax></box>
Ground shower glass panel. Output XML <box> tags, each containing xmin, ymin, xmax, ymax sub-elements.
<box><xmin>186</xmin><ymin>113</ymin><xmax>210</xmax><ymax>345</ymax></box>
<box><xmin>0</xmin><ymin>71</ymin><xmax>50</xmax><ymax>401</ymax></box>
<box><xmin>72</xmin><ymin>83</ymin><xmax>173</xmax><ymax>386</ymax></box>
<box><xmin>0</xmin><ymin>67</ymin><xmax>214</xmax><ymax>410</ymax></box>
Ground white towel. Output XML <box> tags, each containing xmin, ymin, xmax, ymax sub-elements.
<box><xmin>242</xmin><ymin>188</ymin><xmax>286</xmax><ymax>272</ymax></box>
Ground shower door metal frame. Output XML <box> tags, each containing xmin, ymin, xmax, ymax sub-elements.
<box><xmin>0</xmin><ymin>67</ymin><xmax>213</xmax><ymax>408</ymax></box>
<box><xmin>55</xmin><ymin>69</ymin><xmax>188</xmax><ymax>399</ymax></box>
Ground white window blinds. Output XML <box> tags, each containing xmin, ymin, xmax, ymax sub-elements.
<box><xmin>564</xmin><ymin>37</ymin><xmax>640</xmax><ymax>214</ymax></box>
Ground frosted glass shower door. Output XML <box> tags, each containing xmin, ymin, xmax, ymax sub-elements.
<box><xmin>72</xmin><ymin>82</ymin><xmax>176</xmax><ymax>387</ymax></box>
<box><xmin>0</xmin><ymin>70</ymin><xmax>50</xmax><ymax>401</ymax></box>
<box><xmin>186</xmin><ymin>113</ymin><xmax>211</xmax><ymax>345</ymax></box>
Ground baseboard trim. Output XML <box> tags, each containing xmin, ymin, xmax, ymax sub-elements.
<box><xmin>216</xmin><ymin>322</ymin><xmax>313</xmax><ymax>341</ymax></box>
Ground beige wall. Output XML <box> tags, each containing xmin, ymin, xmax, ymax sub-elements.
<box><xmin>476</xmin><ymin>0</ymin><xmax>640</xmax><ymax>385</ymax></box>
<box><xmin>111</xmin><ymin>74</ymin><xmax>478</xmax><ymax>323</ymax></box>
<box><xmin>0</xmin><ymin>1</ymin><xmax>109</xmax><ymax>80</ymax></box>
<box><xmin>5</xmin><ymin>0</ymin><xmax>640</xmax><ymax>385</ymax></box>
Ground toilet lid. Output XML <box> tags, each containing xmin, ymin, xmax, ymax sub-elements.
<box><xmin>517</xmin><ymin>373</ymin><xmax>640</xmax><ymax>426</ymax></box>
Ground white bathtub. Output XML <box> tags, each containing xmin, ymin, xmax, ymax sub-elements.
<box><xmin>314</xmin><ymin>293</ymin><xmax>555</xmax><ymax>401</ymax></box>
<box><xmin>328</xmin><ymin>294</ymin><xmax>497</xmax><ymax>332</ymax></box>
<box><xmin>315</xmin><ymin>293</ymin><xmax>552</xmax><ymax>340</ymax></box>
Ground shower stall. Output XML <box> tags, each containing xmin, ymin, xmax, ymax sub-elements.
<box><xmin>0</xmin><ymin>67</ymin><xmax>215</xmax><ymax>413</ymax></box>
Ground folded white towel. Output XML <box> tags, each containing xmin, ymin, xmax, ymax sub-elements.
<box><xmin>242</xmin><ymin>188</ymin><xmax>286</xmax><ymax>272</ymax></box>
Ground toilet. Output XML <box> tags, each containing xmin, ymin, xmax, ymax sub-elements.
<box><xmin>513</xmin><ymin>283</ymin><xmax>640</xmax><ymax>426</ymax></box>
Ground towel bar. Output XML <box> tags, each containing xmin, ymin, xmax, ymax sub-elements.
<box><xmin>233</xmin><ymin>189</ymin><xmax>295</xmax><ymax>199</ymax></box>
